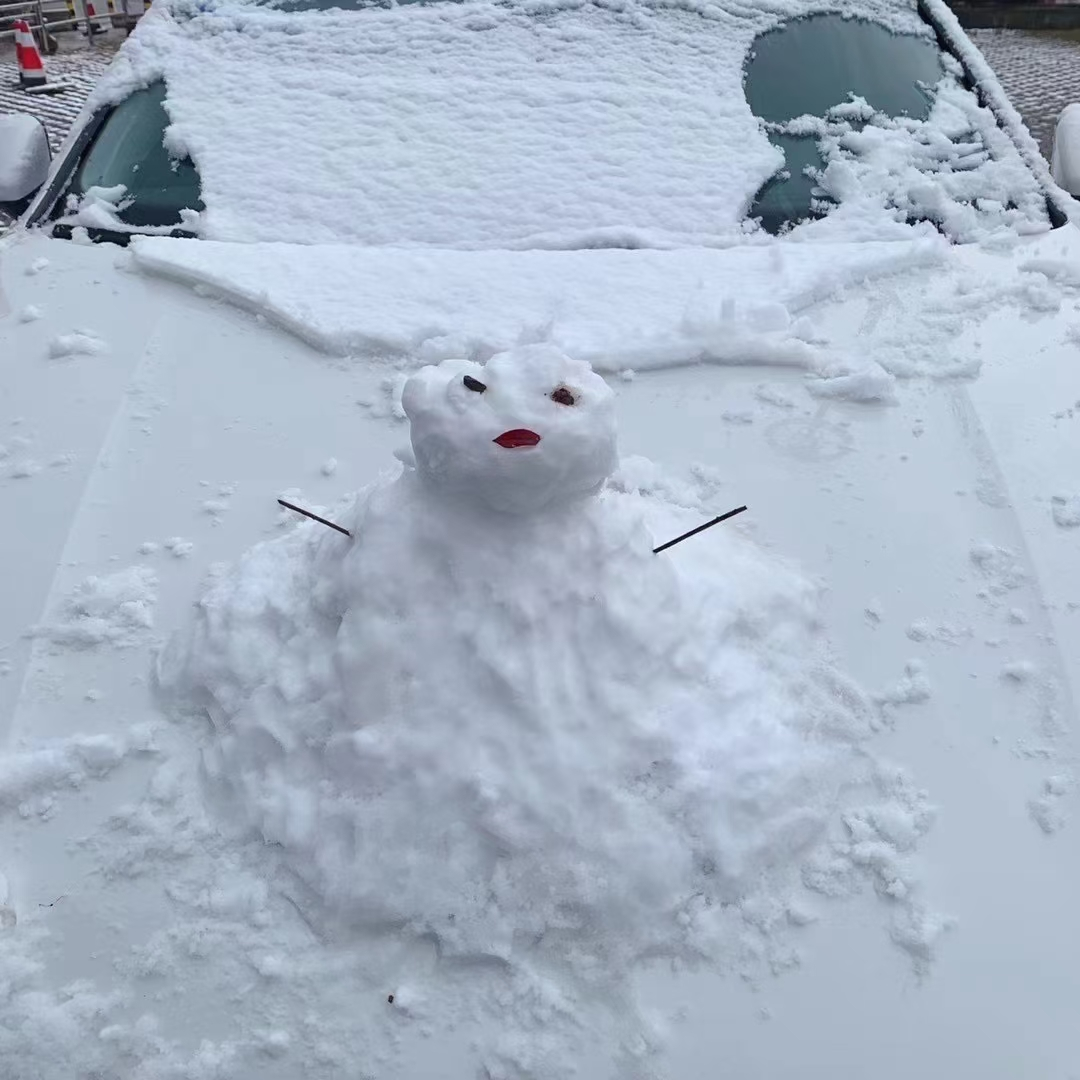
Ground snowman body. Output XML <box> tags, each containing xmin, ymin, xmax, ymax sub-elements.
<box><xmin>169</xmin><ymin>345</ymin><xmax>832</xmax><ymax>959</ymax></box>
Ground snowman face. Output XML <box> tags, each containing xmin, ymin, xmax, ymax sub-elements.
<box><xmin>401</xmin><ymin>345</ymin><xmax>617</xmax><ymax>515</ymax></box>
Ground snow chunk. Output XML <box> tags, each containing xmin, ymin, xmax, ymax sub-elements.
<box><xmin>25</xmin><ymin>256</ymin><xmax>49</xmax><ymax>276</ymax></box>
<box><xmin>17</xmin><ymin>305</ymin><xmax>42</xmax><ymax>324</ymax></box>
<box><xmin>875</xmin><ymin>660</ymin><xmax>932</xmax><ymax>709</ymax></box>
<box><xmin>905</xmin><ymin>619</ymin><xmax>971</xmax><ymax>646</ymax></box>
<box><xmin>806</xmin><ymin>363</ymin><xmax>897</xmax><ymax>404</ymax></box>
<box><xmin>1001</xmin><ymin>659</ymin><xmax>1037</xmax><ymax>683</ymax></box>
<box><xmin>1029</xmin><ymin>774</ymin><xmax>1073</xmax><ymax>835</ymax></box>
<box><xmin>0</xmin><ymin>728</ymin><xmax>155</xmax><ymax>810</ymax></box>
<box><xmin>609</xmin><ymin>454</ymin><xmax>711</xmax><ymax>511</ymax></box>
<box><xmin>970</xmin><ymin>541</ymin><xmax>1026</xmax><ymax>593</ymax></box>
<box><xmin>1051</xmin><ymin>494</ymin><xmax>1080</xmax><ymax>528</ymax></box>
<box><xmin>164</xmin><ymin>537</ymin><xmax>194</xmax><ymax>558</ymax></box>
<box><xmin>47</xmin><ymin>330</ymin><xmax>108</xmax><ymax>360</ymax></box>
<box><xmin>320</xmin><ymin>457</ymin><xmax>338</xmax><ymax>478</ymax></box>
<box><xmin>7</xmin><ymin>460</ymin><xmax>41</xmax><ymax>481</ymax></box>
<box><xmin>755</xmin><ymin>383</ymin><xmax>797</xmax><ymax>409</ymax></box>
<box><xmin>804</xmin><ymin>767</ymin><xmax>948</xmax><ymax>971</ymax></box>
<box><xmin>34</xmin><ymin>566</ymin><xmax>158</xmax><ymax>649</ymax></box>
<box><xmin>0</xmin><ymin>871</ymin><xmax>13</xmax><ymax>928</ymax></box>
<box><xmin>201</xmin><ymin>499</ymin><xmax>231</xmax><ymax>523</ymax></box>
<box><xmin>59</xmin><ymin>184</ymin><xmax>132</xmax><ymax>231</ymax></box>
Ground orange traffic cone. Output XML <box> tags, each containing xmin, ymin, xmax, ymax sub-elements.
<box><xmin>13</xmin><ymin>20</ymin><xmax>69</xmax><ymax>94</ymax></box>
<box><xmin>13</xmin><ymin>20</ymin><xmax>46</xmax><ymax>89</ymax></box>
<box><xmin>80</xmin><ymin>0</ymin><xmax>110</xmax><ymax>34</ymax></box>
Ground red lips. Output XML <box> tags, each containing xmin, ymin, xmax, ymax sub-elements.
<box><xmin>494</xmin><ymin>429</ymin><xmax>541</xmax><ymax>449</ymax></box>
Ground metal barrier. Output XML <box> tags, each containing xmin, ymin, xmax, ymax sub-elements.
<box><xmin>0</xmin><ymin>0</ymin><xmax>148</xmax><ymax>43</ymax></box>
<box><xmin>0</xmin><ymin>0</ymin><xmax>51</xmax><ymax>48</ymax></box>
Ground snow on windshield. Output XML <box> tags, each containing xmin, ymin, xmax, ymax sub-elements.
<box><xmin>767</xmin><ymin>74</ymin><xmax>1051</xmax><ymax>242</ymax></box>
<box><xmin>89</xmin><ymin>0</ymin><xmax>1052</xmax><ymax>247</ymax></box>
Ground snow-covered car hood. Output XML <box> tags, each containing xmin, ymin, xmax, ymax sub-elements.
<box><xmin>2</xmin><ymin>226</ymin><xmax>1080</xmax><ymax>1078</ymax></box>
<box><xmin>128</xmin><ymin>234</ymin><xmax>952</xmax><ymax>392</ymax></box>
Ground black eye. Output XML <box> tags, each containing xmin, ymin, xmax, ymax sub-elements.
<box><xmin>463</xmin><ymin>375</ymin><xmax>487</xmax><ymax>393</ymax></box>
<box><xmin>551</xmin><ymin>387</ymin><xmax>575</xmax><ymax>406</ymax></box>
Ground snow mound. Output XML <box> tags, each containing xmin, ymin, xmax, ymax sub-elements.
<box><xmin>159</xmin><ymin>349</ymin><xmax>937</xmax><ymax>1063</ymax></box>
<box><xmin>34</xmin><ymin>565</ymin><xmax>158</xmax><ymax>649</ymax></box>
<box><xmin>46</xmin><ymin>330</ymin><xmax>108</xmax><ymax>360</ymax></box>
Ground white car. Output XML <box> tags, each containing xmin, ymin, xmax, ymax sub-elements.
<box><xmin>2</xmin><ymin>0</ymin><xmax>1080</xmax><ymax>1077</ymax></box>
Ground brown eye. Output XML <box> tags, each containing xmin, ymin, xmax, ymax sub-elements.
<box><xmin>551</xmin><ymin>387</ymin><xmax>575</xmax><ymax>406</ymax></box>
<box><xmin>463</xmin><ymin>375</ymin><xmax>487</xmax><ymax>393</ymax></box>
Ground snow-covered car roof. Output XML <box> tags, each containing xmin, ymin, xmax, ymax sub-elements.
<box><xmin>74</xmin><ymin>0</ymin><xmax>1060</xmax><ymax>247</ymax></box>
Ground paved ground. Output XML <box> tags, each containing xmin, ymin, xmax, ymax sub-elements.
<box><xmin>971</xmin><ymin>28</ymin><xmax>1080</xmax><ymax>157</ymax></box>
<box><xmin>0</xmin><ymin>24</ymin><xmax>1079</xmax><ymax>181</ymax></box>
<box><xmin>0</xmin><ymin>28</ymin><xmax>121</xmax><ymax>152</ymax></box>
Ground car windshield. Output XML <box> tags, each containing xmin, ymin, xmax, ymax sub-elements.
<box><xmin>744</xmin><ymin>13</ymin><xmax>1052</xmax><ymax>237</ymax></box>
<box><xmin>54</xmin><ymin>81</ymin><xmax>203</xmax><ymax>233</ymax></box>
<box><xmin>44</xmin><ymin>1</ymin><xmax>1057</xmax><ymax>245</ymax></box>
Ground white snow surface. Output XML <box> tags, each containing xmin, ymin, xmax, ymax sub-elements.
<box><xmin>145</xmin><ymin>348</ymin><xmax>941</xmax><ymax>1071</ymax></box>
<box><xmin>131</xmin><ymin>236</ymin><xmax>948</xmax><ymax>392</ymax></box>
<box><xmin>90</xmin><ymin>0</ymin><xmax>1053</xmax><ymax>247</ymax></box>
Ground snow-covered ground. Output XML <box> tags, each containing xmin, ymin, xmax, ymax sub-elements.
<box><xmin>2</xmin><ymin>0</ymin><xmax>1080</xmax><ymax>1077</ymax></box>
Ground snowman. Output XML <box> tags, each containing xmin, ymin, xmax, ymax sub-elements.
<box><xmin>164</xmin><ymin>343</ymin><xmax>858</xmax><ymax>972</ymax></box>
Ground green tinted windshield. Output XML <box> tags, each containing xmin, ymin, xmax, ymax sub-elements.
<box><xmin>744</xmin><ymin>15</ymin><xmax>945</xmax><ymax>232</ymax></box>
<box><xmin>61</xmin><ymin>81</ymin><xmax>203</xmax><ymax>230</ymax></box>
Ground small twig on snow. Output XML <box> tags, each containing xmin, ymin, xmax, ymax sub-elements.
<box><xmin>277</xmin><ymin>499</ymin><xmax>352</xmax><ymax>537</ymax></box>
<box><xmin>653</xmin><ymin>506</ymin><xmax>748</xmax><ymax>554</ymax></box>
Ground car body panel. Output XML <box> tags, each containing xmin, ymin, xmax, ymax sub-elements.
<box><xmin>2</xmin><ymin>221</ymin><xmax>1079</xmax><ymax>1075</ymax></box>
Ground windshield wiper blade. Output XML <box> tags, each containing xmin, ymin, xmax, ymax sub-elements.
<box><xmin>49</xmin><ymin>222</ymin><xmax>199</xmax><ymax>247</ymax></box>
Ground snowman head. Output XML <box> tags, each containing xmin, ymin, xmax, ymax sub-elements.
<box><xmin>401</xmin><ymin>345</ymin><xmax>617</xmax><ymax>515</ymax></box>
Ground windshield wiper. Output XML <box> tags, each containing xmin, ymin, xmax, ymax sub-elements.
<box><xmin>49</xmin><ymin>222</ymin><xmax>199</xmax><ymax>247</ymax></box>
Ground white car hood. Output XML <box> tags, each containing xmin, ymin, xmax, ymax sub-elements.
<box><xmin>1</xmin><ymin>226</ymin><xmax>1079</xmax><ymax>1078</ymax></box>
